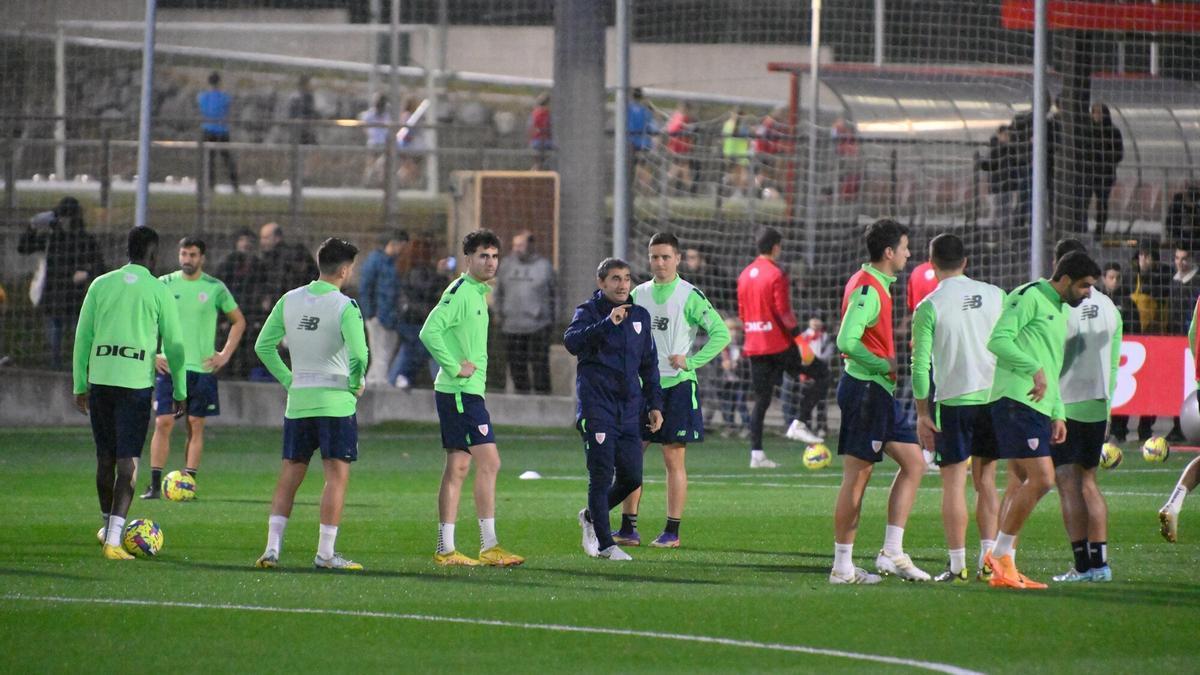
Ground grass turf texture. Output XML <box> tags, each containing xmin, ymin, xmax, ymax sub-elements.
<box><xmin>1</xmin><ymin>423</ymin><xmax>1197</xmax><ymax>673</ymax></box>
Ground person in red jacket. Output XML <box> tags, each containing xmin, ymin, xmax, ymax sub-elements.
<box><xmin>907</xmin><ymin>260</ymin><xmax>939</xmax><ymax>314</ymax></box>
<box><xmin>736</xmin><ymin>227</ymin><xmax>830</xmax><ymax>468</ymax></box>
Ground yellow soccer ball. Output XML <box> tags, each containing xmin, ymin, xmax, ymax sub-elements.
<box><xmin>803</xmin><ymin>443</ymin><xmax>832</xmax><ymax>470</ymax></box>
<box><xmin>122</xmin><ymin>518</ymin><xmax>163</xmax><ymax>557</ymax></box>
<box><xmin>1099</xmin><ymin>442</ymin><xmax>1122</xmax><ymax>469</ymax></box>
<box><xmin>163</xmin><ymin>470</ymin><xmax>197</xmax><ymax>502</ymax></box>
<box><xmin>1142</xmin><ymin>436</ymin><xmax>1170</xmax><ymax>463</ymax></box>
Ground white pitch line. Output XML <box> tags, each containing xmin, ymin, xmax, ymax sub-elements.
<box><xmin>0</xmin><ymin>594</ymin><xmax>983</xmax><ymax>675</ymax></box>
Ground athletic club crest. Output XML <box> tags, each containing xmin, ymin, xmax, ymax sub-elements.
<box><xmin>633</xmin><ymin>321</ymin><xmax>642</xmax><ymax>334</ymax></box>
<box><xmin>478</xmin><ymin>424</ymin><xmax>489</xmax><ymax>436</ymax></box>
<box><xmin>1027</xmin><ymin>438</ymin><xmax>1039</xmax><ymax>450</ymax></box>
<box><xmin>197</xmin><ymin>292</ymin><xmax>209</xmax><ymax>304</ymax></box>
<box><xmin>871</xmin><ymin>440</ymin><xmax>883</xmax><ymax>453</ymax></box>
<box><xmin>595</xmin><ymin>432</ymin><xmax>607</xmax><ymax>444</ymax></box>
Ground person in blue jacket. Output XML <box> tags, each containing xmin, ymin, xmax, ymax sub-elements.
<box><xmin>564</xmin><ymin>257</ymin><xmax>664</xmax><ymax>561</ymax></box>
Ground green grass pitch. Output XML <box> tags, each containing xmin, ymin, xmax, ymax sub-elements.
<box><xmin>1</xmin><ymin>423</ymin><xmax>1197</xmax><ymax>673</ymax></box>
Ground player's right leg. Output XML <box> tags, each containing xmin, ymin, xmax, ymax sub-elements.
<box><xmin>142</xmin><ymin>372</ymin><xmax>176</xmax><ymax>499</ymax></box>
<box><xmin>874</xmin><ymin>390</ymin><xmax>930</xmax><ymax>581</ymax></box>
<box><xmin>1160</xmin><ymin>455</ymin><xmax>1200</xmax><ymax>543</ymax></box>
<box><xmin>747</xmin><ymin>354</ymin><xmax>782</xmax><ymax>468</ymax></box>
<box><xmin>94</xmin><ymin>385</ymin><xmax>153</xmax><ymax>560</ymax></box>
<box><xmin>312</xmin><ymin>416</ymin><xmax>362</xmax><ymax>571</ymax></box>
<box><xmin>432</xmin><ymin>392</ymin><xmax>484</xmax><ymax>566</ymax></box>
<box><xmin>831</xmin><ymin>456</ymin><xmax>879</xmax><ymax>584</ymax></box>
<box><xmin>972</xmin><ymin>457</ymin><xmax>1000</xmax><ymax>580</ymax></box>
<box><xmin>581</xmin><ymin>424</ymin><xmax>622</xmax><ymax>559</ymax></box>
<box><xmin>1050</xmin><ymin>421</ymin><xmax>1094</xmax><ymax>582</ymax></box>
<box><xmin>257</xmin><ymin>417</ymin><xmax>316</xmax><ymax>568</ymax></box>
<box><xmin>934</xmin><ymin>459</ymin><xmax>970</xmax><ymax>583</ymax></box>
<box><xmin>614</xmin><ymin>441</ymin><xmax>652</xmax><ymax>547</ymax></box>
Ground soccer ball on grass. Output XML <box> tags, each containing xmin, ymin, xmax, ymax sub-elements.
<box><xmin>1142</xmin><ymin>436</ymin><xmax>1170</xmax><ymax>463</ymax></box>
<box><xmin>122</xmin><ymin>518</ymin><xmax>163</xmax><ymax>557</ymax></box>
<box><xmin>803</xmin><ymin>443</ymin><xmax>832</xmax><ymax>470</ymax></box>
<box><xmin>163</xmin><ymin>470</ymin><xmax>197</xmax><ymax>501</ymax></box>
<box><xmin>1099</xmin><ymin>442</ymin><xmax>1122</xmax><ymax>469</ymax></box>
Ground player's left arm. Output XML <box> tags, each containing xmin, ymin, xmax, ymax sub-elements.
<box><xmin>683</xmin><ymin>291</ymin><xmax>729</xmax><ymax>371</ymax></box>
<box><xmin>772</xmin><ymin>271</ymin><xmax>800</xmax><ymax>336</ymax></box>
<box><xmin>341</xmin><ymin>299</ymin><xmax>370</xmax><ymax>397</ymax></box>
<box><xmin>254</xmin><ymin>297</ymin><xmax>292</xmax><ymax>389</ymax></box>
<box><xmin>71</xmin><ymin>283</ymin><xmax>98</xmax><ymax>412</ymax></box>
<box><xmin>836</xmin><ymin>286</ymin><xmax>892</xmax><ymax>376</ymax></box>
<box><xmin>1107</xmin><ymin>306</ymin><xmax>1123</xmax><ymax>411</ymax></box>
<box><xmin>205</xmin><ymin>287</ymin><xmax>245</xmax><ymax>372</ymax></box>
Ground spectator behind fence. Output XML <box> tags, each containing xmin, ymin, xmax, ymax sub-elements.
<box><xmin>1104</xmin><ymin>262</ymin><xmax>1135</xmax><ymax>443</ymax></box>
<box><xmin>980</xmin><ymin>124</ymin><xmax>1015</xmax><ymax>227</ymax></box>
<box><xmin>665</xmin><ymin>101</ymin><xmax>696</xmax><ymax>194</ymax></box>
<box><xmin>753</xmin><ymin>106</ymin><xmax>786</xmax><ymax>196</ymax></box>
<box><xmin>389</xmin><ymin>236</ymin><xmax>444</xmax><ymax>389</ymax></box>
<box><xmin>198</xmin><ymin>71</ymin><xmax>240</xmax><ymax>194</ymax></box>
<box><xmin>717</xmin><ymin>317</ymin><xmax>750</xmax><ymax>438</ymax></box>
<box><xmin>494</xmin><ymin>230</ymin><xmax>556</xmax><ymax>395</ymax></box>
<box><xmin>359</xmin><ymin>230</ymin><xmax>410</xmax><ymax>387</ymax></box>
<box><xmin>681</xmin><ymin>245</ymin><xmax>731</xmax><ymax>314</ymax></box>
<box><xmin>257</xmin><ymin>222</ymin><xmax>319</xmax><ymax>316</ymax></box>
<box><xmin>17</xmin><ymin>196</ymin><xmax>106</xmax><ymax>370</ymax></box>
<box><xmin>358</xmin><ymin>94</ymin><xmax>392</xmax><ymax>186</ymax></box>
<box><xmin>287</xmin><ymin>74</ymin><xmax>319</xmax><ymax>145</ymax></box>
<box><xmin>626</xmin><ymin>87</ymin><xmax>658</xmax><ymax>192</ymax></box>
<box><xmin>721</xmin><ymin>107</ymin><xmax>752</xmax><ymax>197</ymax></box>
<box><xmin>1084</xmin><ymin>102</ymin><xmax>1124</xmax><ymax>237</ymax></box>
<box><xmin>1167</xmin><ymin>183</ymin><xmax>1200</xmax><ymax>252</ymax></box>
<box><xmin>529</xmin><ymin>93</ymin><xmax>552</xmax><ymax>170</ymax></box>
<box><xmin>1170</xmin><ymin>244</ymin><xmax>1200</xmax><ymax>335</ymax></box>
<box><xmin>215</xmin><ymin>227</ymin><xmax>262</xmax><ymax>378</ymax></box>
<box><xmin>1129</xmin><ymin>244</ymin><xmax>1171</xmax><ymax>334</ymax></box>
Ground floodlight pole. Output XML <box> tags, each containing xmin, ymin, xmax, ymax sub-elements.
<box><xmin>873</xmin><ymin>0</ymin><xmax>885</xmax><ymax>67</ymax></box>
<box><xmin>804</xmin><ymin>0</ymin><xmax>822</xmax><ymax>269</ymax></box>
<box><xmin>134</xmin><ymin>0</ymin><xmax>157</xmax><ymax>228</ymax></box>
<box><xmin>1031</xmin><ymin>0</ymin><xmax>1047</xmax><ymax>278</ymax></box>
<box><xmin>612</xmin><ymin>0</ymin><xmax>630</xmax><ymax>260</ymax></box>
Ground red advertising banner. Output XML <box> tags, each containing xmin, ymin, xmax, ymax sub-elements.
<box><xmin>1111</xmin><ymin>336</ymin><xmax>1195</xmax><ymax>417</ymax></box>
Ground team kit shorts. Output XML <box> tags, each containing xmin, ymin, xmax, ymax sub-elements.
<box><xmin>89</xmin><ymin>384</ymin><xmax>154</xmax><ymax>459</ymax></box>
<box><xmin>990</xmin><ymin>397</ymin><xmax>1052</xmax><ymax>460</ymax></box>
<box><xmin>1051</xmin><ymin>419</ymin><xmax>1108</xmax><ymax>469</ymax></box>
<box><xmin>435</xmin><ymin>391</ymin><xmax>496</xmax><ymax>450</ymax></box>
<box><xmin>836</xmin><ymin>373</ymin><xmax>917</xmax><ymax>463</ymax></box>
<box><xmin>282</xmin><ymin>415</ymin><xmax>358</xmax><ymax>463</ymax></box>
<box><xmin>933</xmin><ymin>401</ymin><xmax>999</xmax><ymax>466</ymax></box>
<box><xmin>642</xmin><ymin>380</ymin><xmax>704</xmax><ymax>445</ymax></box>
<box><xmin>154</xmin><ymin>371</ymin><xmax>220</xmax><ymax>417</ymax></box>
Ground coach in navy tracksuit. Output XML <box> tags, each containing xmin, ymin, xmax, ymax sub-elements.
<box><xmin>564</xmin><ymin>257</ymin><xmax>664</xmax><ymax>560</ymax></box>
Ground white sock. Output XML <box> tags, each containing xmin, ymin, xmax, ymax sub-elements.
<box><xmin>949</xmin><ymin>548</ymin><xmax>966</xmax><ymax>574</ymax></box>
<box><xmin>833</xmin><ymin>542</ymin><xmax>854</xmax><ymax>575</ymax></box>
<box><xmin>883</xmin><ymin>525</ymin><xmax>905</xmax><ymax>556</ymax></box>
<box><xmin>992</xmin><ymin>532</ymin><xmax>1016</xmax><ymax>559</ymax></box>
<box><xmin>266</xmin><ymin>514</ymin><xmax>288</xmax><ymax>554</ymax></box>
<box><xmin>1165</xmin><ymin>483</ymin><xmax>1189</xmax><ymax>515</ymax></box>
<box><xmin>104</xmin><ymin>516</ymin><xmax>125</xmax><ymax>547</ymax></box>
<box><xmin>437</xmin><ymin>522</ymin><xmax>455</xmax><ymax>554</ymax></box>
<box><xmin>479</xmin><ymin>518</ymin><xmax>498</xmax><ymax>551</ymax></box>
<box><xmin>751</xmin><ymin>449</ymin><xmax>765</xmax><ymax>461</ymax></box>
<box><xmin>317</xmin><ymin>524</ymin><xmax>338</xmax><ymax>560</ymax></box>
<box><xmin>979</xmin><ymin>539</ymin><xmax>996</xmax><ymax>569</ymax></box>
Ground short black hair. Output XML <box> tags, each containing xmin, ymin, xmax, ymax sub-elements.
<box><xmin>1051</xmin><ymin>251</ymin><xmax>1101</xmax><ymax>282</ymax></box>
<box><xmin>317</xmin><ymin>237</ymin><xmax>358</xmax><ymax>275</ymax></box>
<box><xmin>462</xmin><ymin>229</ymin><xmax>502</xmax><ymax>256</ymax></box>
<box><xmin>648</xmin><ymin>232</ymin><xmax>680</xmax><ymax>252</ymax></box>
<box><xmin>378</xmin><ymin>229</ymin><xmax>409</xmax><ymax>247</ymax></box>
<box><xmin>756</xmin><ymin>227</ymin><xmax>783</xmax><ymax>255</ymax></box>
<box><xmin>234</xmin><ymin>227</ymin><xmax>255</xmax><ymax>240</ymax></box>
<box><xmin>597</xmin><ymin>257</ymin><xmax>630</xmax><ymax>279</ymax></box>
<box><xmin>1054</xmin><ymin>237</ymin><xmax>1087</xmax><ymax>263</ymax></box>
<box><xmin>208</xmin><ymin>71</ymin><xmax>221</xmax><ymax>87</ymax></box>
<box><xmin>1174</xmin><ymin>241</ymin><xmax>1192</xmax><ymax>254</ymax></box>
<box><xmin>178</xmin><ymin>236</ymin><xmax>206</xmax><ymax>255</ymax></box>
<box><xmin>929</xmin><ymin>233</ymin><xmax>965</xmax><ymax>271</ymax></box>
<box><xmin>1103</xmin><ymin>261</ymin><xmax>1122</xmax><ymax>274</ymax></box>
<box><xmin>865</xmin><ymin>218</ymin><xmax>908</xmax><ymax>262</ymax></box>
<box><xmin>128</xmin><ymin>226</ymin><xmax>159</xmax><ymax>261</ymax></box>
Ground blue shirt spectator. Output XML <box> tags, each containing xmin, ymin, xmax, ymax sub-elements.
<box><xmin>627</xmin><ymin>87</ymin><xmax>657</xmax><ymax>152</ymax></box>
<box><xmin>198</xmin><ymin>89</ymin><xmax>232</xmax><ymax>135</ymax></box>
<box><xmin>358</xmin><ymin>233</ymin><xmax>408</xmax><ymax>331</ymax></box>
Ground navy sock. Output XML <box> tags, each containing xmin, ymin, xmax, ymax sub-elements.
<box><xmin>665</xmin><ymin>517</ymin><xmax>681</xmax><ymax>536</ymax></box>
<box><xmin>1071</xmin><ymin>540</ymin><xmax>1089</xmax><ymax>573</ymax></box>
<box><xmin>620</xmin><ymin>513</ymin><xmax>637</xmax><ymax>533</ymax></box>
<box><xmin>185</xmin><ymin>468</ymin><xmax>197</xmax><ymax>478</ymax></box>
<box><xmin>150</xmin><ymin>468</ymin><xmax>163</xmax><ymax>491</ymax></box>
<box><xmin>1089</xmin><ymin>541</ymin><xmax>1108</xmax><ymax>569</ymax></box>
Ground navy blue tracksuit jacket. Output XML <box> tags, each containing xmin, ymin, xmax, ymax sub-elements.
<box><xmin>563</xmin><ymin>290</ymin><xmax>663</xmax><ymax>429</ymax></box>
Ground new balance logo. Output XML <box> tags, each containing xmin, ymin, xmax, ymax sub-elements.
<box><xmin>1081</xmin><ymin>304</ymin><xmax>1099</xmax><ymax>320</ymax></box>
<box><xmin>653</xmin><ymin>316</ymin><xmax>669</xmax><ymax>331</ymax></box>
<box><xmin>962</xmin><ymin>295</ymin><xmax>983</xmax><ymax>310</ymax></box>
<box><xmin>297</xmin><ymin>316</ymin><xmax>321</xmax><ymax>331</ymax></box>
